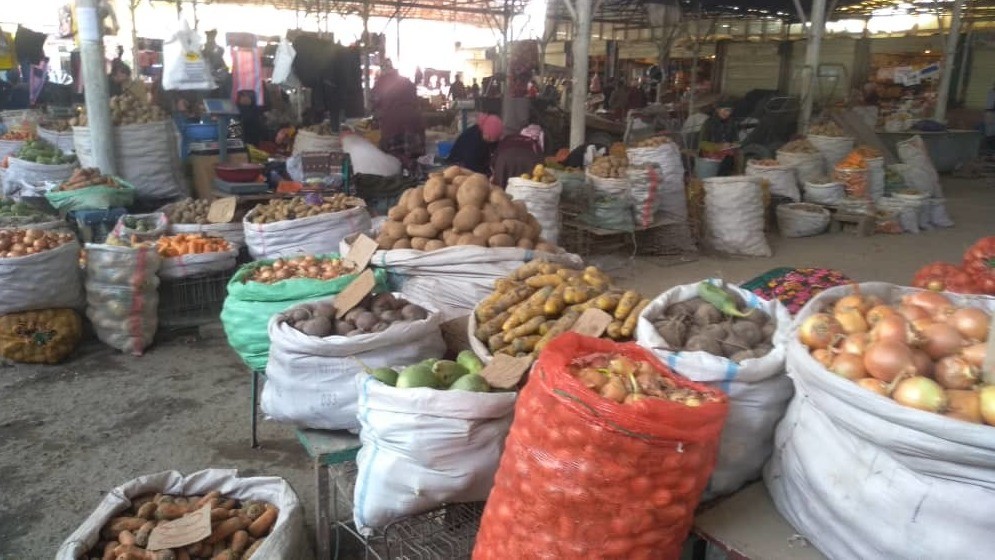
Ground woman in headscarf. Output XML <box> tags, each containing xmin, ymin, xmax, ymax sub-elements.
<box><xmin>491</xmin><ymin>120</ymin><xmax>544</xmax><ymax>188</ymax></box>
<box><xmin>372</xmin><ymin>63</ymin><xmax>426</xmax><ymax>174</ymax></box>
<box><xmin>236</xmin><ymin>90</ymin><xmax>267</xmax><ymax>146</ymax></box>
<box><xmin>446</xmin><ymin>113</ymin><xmax>504</xmax><ymax>175</ymax></box>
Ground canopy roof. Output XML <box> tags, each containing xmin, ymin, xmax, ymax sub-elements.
<box><xmin>201</xmin><ymin>0</ymin><xmax>531</xmax><ymax>26</ymax></box>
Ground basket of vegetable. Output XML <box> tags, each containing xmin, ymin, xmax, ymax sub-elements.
<box><xmin>746</xmin><ymin>158</ymin><xmax>800</xmax><ymax>201</ymax></box>
<box><xmin>0</xmin><ymin>198</ymin><xmax>63</xmax><ymax>230</ymax></box>
<box><xmin>474</xmin><ymin>333</ymin><xmax>728</xmax><ymax>560</ymax></box>
<box><xmin>45</xmin><ymin>168</ymin><xmax>136</xmax><ymax>212</ymax></box>
<box><xmin>84</xmin><ymin>242</ymin><xmax>161</xmax><ymax>355</ymax></box>
<box><xmin>112</xmin><ymin>212</ymin><xmax>169</xmax><ymax>242</ymax></box>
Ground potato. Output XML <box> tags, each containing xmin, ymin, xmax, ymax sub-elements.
<box><xmin>489</xmin><ymin>188</ymin><xmax>512</xmax><ymax>206</ymax></box>
<box><xmin>512</xmin><ymin>200</ymin><xmax>530</xmax><ymax>221</ymax></box>
<box><xmin>430</xmin><ymin>206</ymin><xmax>456</xmax><ymax>230</ymax></box>
<box><xmin>445</xmin><ymin>182</ymin><xmax>460</xmax><ymax>200</ymax></box>
<box><xmin>441</xmin><ymin>228</ymin><xmax>459</xmax><ymax>246</ymax></box>
<box><xmin>423</xmin><ymin>177</ymin><xmax>447</xmax><ymax>203</ymax></box>
<box><xmin>407</xmin><ymin>186</ymin><xmax>426</xmax><ymax>208</ymax></box>
<box><xmin>427</xmin><ymin>198</ymin><xmax>455</xmax><ymax>214</ymax></box>
<box><xmin>392</xmin><ymin>238</ymin><xmax>412</xmax><ymax>249</ymax></box>
<box><xmin>502</xmin><ymin>219</ymin><xmax>526</xmax><ymax>238</ymax></box>
<box><xmin>387</xmin><ymin>205</ymin><xmax>408</xmax><ymax>221</ymax></box>
<box><xmin>517</xmin><ymin>238</ymin><xmax>535</xmax><ymax>250</ymax></box>
<box><xmin>424</xmin><ymin>239</ymin><xmax>446</xmax><ymax>251</ymax></box>
<box><xmin>407</xmin><ymin>223</ymin><xmax>439</xmax><ymax>238</ymax></box>
<box><xmin>474</xmin><ymin>222</ymin><xmax>505</xmax><ymax>239</ymax></box>
<box><xmin>456</xmin><ymin>174</ymin><xmax>490</xmax><ymax>208</ymax></box>
<box><xmin>451</xmin><ymin>175</ymin><xmax>467</xmax><ymax>188</ymax></box>
<box><xmin>457</xmin><ymin>233</ymin><xmax>487</xmax><ymax>247</ymax></box>
<box><xmin>383</xmin><ymin>220</ymin><xmax>406</xmax><ymax>239</ymax></box>
<box><xmin>481</xmin><ymin>204</ymin><xmax>500</xmax><ymax>224</ymax></box>
<box><xmin>452</xmin><ymin>207</ymin><xmax>482</xmax><ymax>233</ymax></box>
<box><xmin>411</xmin><ymin>237</ymin><xmax>429</xmax><ymax>250</ymax></box>
<box><xmin>376</xmin><ymin>233</ymin><xmax>395</xmax><ymax>250</ymax></box>
<box><xmin>442</xmin><ymin>165</ymin><xmax>462</xmax><ymax>181</ymax></box>
<box><xmin>488</xmin><ymin>233</ymin><xmax>514</xmax><ymax>248</ymax></box>
<box><xmin>495</xmin><ymin>200</ymin><xmax>519</xmax><ymax>220</ymax></box>
<box><xmin>535</xmin><ymin>241</ymin><xmax>558</xmax><ymax>253</ymax></box>
<box><xmin>403</xmin><ymin>207</ymin><xmax>430</xmax><ymax>225</ymax></box>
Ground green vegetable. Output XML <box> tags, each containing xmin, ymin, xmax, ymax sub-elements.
<box><xmin>448</xmin><ymin>373</ymin><xmax>491</xmax><ymax>393</ymax></box>
<box><xmin>432</xmin><ymin>360</ymin><xmax>469</xmax><ymax>386</ymax></box>
<box><xmin>395</xmin><ymin>364</ymin><xmax>439</xmax><ymax>389</ymax></box>
<box><xmin>697</xmin><ymin>282</ymin><xmax>753</xmax><ymax>318</ymax></box>
<box><xmin>456</xmin><ymin>350</ymin><xmax>485</xmax><ymax>375</ymax></box>
<box><xmin>370</xmin><ymin>367</ymin><xmax>398</xmax><ymax>387</ymax></box>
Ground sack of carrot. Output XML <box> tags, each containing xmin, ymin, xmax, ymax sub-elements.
<box><xmin>473</xmin><ymin>333</ymin><xmax>729</xmax><ymax>560</ymax></box>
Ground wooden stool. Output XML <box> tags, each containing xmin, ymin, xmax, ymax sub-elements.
<box><xmin>296</xmin><ymin>429</ymin><xmax>362</xmax><ymax>560</ymax></box>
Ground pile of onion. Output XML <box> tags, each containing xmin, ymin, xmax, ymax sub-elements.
<box><xmin>798</xmin><ymin>286</ymin><xmax>994</xmax><ymax>427</ymax></box>
<box><xmin>0</xmin><ymin>228</ymin><xmax>75</xmax><ymax>258</ymax></box>
<box><xmin>245</xmin><ymin>255</ymin><xmax>355</xmax><ymax>284</ymax></box>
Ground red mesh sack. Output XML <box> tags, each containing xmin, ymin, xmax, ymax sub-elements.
<box><xmin>473</xmin><ymin>333</ymin><xmax>729</xmax><ymax>560</ymax></box>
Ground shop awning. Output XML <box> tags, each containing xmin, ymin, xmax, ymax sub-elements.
<box><xmin>203</xmin><ymin>0</ymin><xmax>531</xmax><ymax>27</ymax></box>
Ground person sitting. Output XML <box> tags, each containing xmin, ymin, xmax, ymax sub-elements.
<box><xmin>698</xmin><ymin>105</ymin><xmax>739</xmax><ymax>175</ymax></box>
<box><xmin>108</xmin><ymin>60</ymin><xmax>131</xmax><ymax>97</ymax></box>
<box><xmin>236</xmin><ymin>90</ymin><xmax>267</xmax><ymax>146</ymax></box>
<box><xmin>372</xmin><ymin>61</ymin><xmax>426</xmax><ymax>174</ymax></box>
<box><xmin>492</xmin><ymin>130</ymin><xmax>543</xmax><ymax>189</ymax></box>
<box><xmin>446</xmin><ymin>113</ymin><xmax>504</xmax><ymax>175</ymax></box>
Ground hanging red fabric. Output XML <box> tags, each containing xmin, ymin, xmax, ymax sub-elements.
<box><xmin>229</xmin><ymin>33</ymin><xmax>263</xmax><ymax>106</ymax></box>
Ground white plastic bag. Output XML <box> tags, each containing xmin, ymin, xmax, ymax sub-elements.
<box><xmin>162</xmin><ymin>20</ymin><xmax>216</xmax><ymax>91</ymax></box>
<box><xmin>0</xmin><ymin>139</ymin><xmax>25</xmax><ymax>159</ymax></box>
<box><xmin>244</xmin><ymin>204</ymin><xmax>372</xmax><ymax>260</ymax></box>
<box><xmin>506</xmin><ymin>177</ymin><xmax>562</xmax><ymax>243</ymax></box>
<box><xmin>746</xmin><ymin>160</ymin><xmax>800</xmax><ymax>201</ymax></box>
<box><xmin>866</xmin><ymin>156</ymin><xmax>885</xmax><ymax>201</ymax></box>
<box><xmin>112</xmin><ymin>212</ymin><xmax>170</xmax><ymax>242</ymax></box>
<box><xmin>807</xmin><ymin>134</ymin><xmax>854</xmax><ymax>170</ymax></box>
<box><xmin>776</xmin><ymin>203</ymin><xmax>830</xmax><ymax>238</ymax></box>
<box><xmin>2</xmin><ymin>157</ymin><xmax>76</xmax><ymax>190</ymax></box>
<box><xmin>897</xmin><ymin>135</ymin><xmax>944</xmax><ymax>198</ymax></box>
<box><xmin>262</xmin><ymin>294</ymin><xmax>445</xmax><ymax>430</ymax></box>
<box><xmin>0</xmin><ymin>241</ymin><xmax>83</xmax><ymax>315</ymax></box>
<box><xmin>56</xmin><ymin>469</ymin><xmax>311</xmax><ymax>560</ymax></box>
<box><xmin>802</xmin><ymin>180</ymin><xmax>845</xmax><ymax>205</ymax></box>
<box><xmin>292</xmin><ymin>130</ymin><xmax>342</xmax><ymax>155</ymax></box>
<box><xmin>37</xmin><ymin>127</ymin><xmax>75</xmax><ymax>153</ymax></box>
<box><xmin>84</xmin><ymin>244</ymin><xmax>161</xmax><ymax>355</ymax></box>
<box><xmin>73</xmin><ymin>122</ymin><xmax>188</xmax><ymax>201</ymax></box>
<box><xmin>340</xmin><ymin>236</ymin><xmax>583</xmax><ymax>321</ymax></box>
<box><xmin>766</xmin><ymin>283</ymin><xmax>995</xmax><ymax>560</ymax></box>
<box><xmin>776</xmin><ymin>149</ymin><xmax>824</xmax><ymax>184</ymax></box>
<box><xmin>353</xmin><ymin>373</ymin><xmax>517</xmax><ymax>533</ymax></box>
<box><xmin>158</xmin><ymin>249</ymin><xmax>238</xmax><ymax>279</ymax></box>
<box><xmin>627</xmin><ymin>143</ymin><xmax>687</xmax><ymax>223</ymax></box>
<box><xmin>703</xmin><ymin>176</ymin><xmax>771</xmax><ymax>257</ymax></box>
<box><xmin>585</xmin><ymin>172</ymin><xmax>629</xmax><ymax>196</ymax></box>
<box><xmin>272</xmin><ymin>37</ymin><xmax>297</xmax><ymax>85</ymax></box>
<box><xmin>342</xmin><ymin>133</ymin><xmax>402</xmax><ymax>177</ymax></box>
<box><xmin>636</xmin><ymin>280</ymin><xmax>793</xmax><ymax>500</ymax></box>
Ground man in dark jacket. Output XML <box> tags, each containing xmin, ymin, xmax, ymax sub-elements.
<box><xmin>699</xmin><ymin>105</ymin><xmax>739</xmax><ymax>175</ymax></box>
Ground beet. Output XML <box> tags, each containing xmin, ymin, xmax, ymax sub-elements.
<box><xmin>685</xmin><ymin>334</ymin><xmax>722</xmax><ymax>355</ymax></box>
<box><xmin>655</xmin><ymin>318</ymin><xmax>688</xmax><ymax>348</ymax></box>
<box><xmin>693</xmin><ymin>303</ymin><xmax>723</xmax><ymax>327</ymax></box>
<box><xmin>730</xmin><ymin>321</ymin><xmax>763</xmax><ymax>347</ymax></box>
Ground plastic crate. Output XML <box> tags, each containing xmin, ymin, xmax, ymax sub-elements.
<box><xmin>67</xmin><ymin>208</ymin><xmax>127</xmax><ymax>243</ymax></box>
<box><xmin>157</xmin><ymin>269</ymin><xmax>234</xmax><ymax>329</ymax></box>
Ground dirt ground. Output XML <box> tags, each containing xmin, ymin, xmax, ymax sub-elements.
<box><xmin>1</xmin><ymin>178</ymin><xmax>992</xmax><ymax>559</ymax></box>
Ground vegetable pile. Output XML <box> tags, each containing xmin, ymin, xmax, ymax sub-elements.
<box><xmin>962</xmin><ymin>236</ymin><xmax>995</xmax><ymax>295</ymax></box>
<box><xmin>798</xmin><ymin>286</ymin><xmax>994</xmax><ymax>426</ymax></box>
<box><xmin>156</xmin><ymin>234</ymin><xmax>231</xmax><ymax>257</ymax></box>
<box><xmin>277</xmin><ymin>292</ymin><xmax>428</xmax><ymax>338</ymax></box>
<box><xmin>474</xmin><ymin>261</ymin><xmax>649</xmax><ymax>357</ymax></box>
<box><xmin>370</xmin><ymin>351</ymin><xmax>491</xmax><ymax>392</ymax></box>
<box><xmin>83</xmin><ymin>491</ymin><xmax>277</xmax><ymax>559</ymax></box>
<box><xmin>630</xmin><ymin>135</ymin><xmax>671</xmax><ymax>148</ymax></box>
<box><xmin>377</xmin><ymin>165</ymin><xmax>557</xmax><ymax>252</ymax></box>
<box><xmin>587</xmin><ymin>154</ymin><xmax>628</xmax><ymax>179</ymax></box>
<box><xmin>910</xmin><ymin>236</ymin><xmax>995</xmax><ymax>295</ymax></box>
<box><xmin>165</xmin><ymin>199</ymin><xmax>214</xmax><ymax>225</ymax></box>
<box><xmin>569</xmin><ymin>352</ymin><xmax>723</xmax><ymax>406</ymax></box>
<box><xmin>0</xmin><ymin>199</ymin><xmax>57</xmax><ymax>227</ymax></box>
<box><xmin>836</xmin><ymin>151</ymin><xmax>867</xmax><ymax>169</ymax></box>
<box><xmin>10</xmin><ymin>138</ymin><xmax>76</xmax><ymax>165</ymax></box>
<box><xmin>243</xmin><ymin>255</ymin><xmax>354</xmax><ymax>284</ymax></box>
<box><xmin>852</xmin><ymin>146</ymin><xmax>882</xmax><ymax>159</ymax></box>
<box><xmin>649</xmin><ymin>282</ymin><xmax>776</xmax><ymax>362</ymax></box>
<box><xmin>517</xmin><ymin>163</ymin><xmax>557</xmax><ymax>183</ymax></box>
<box><xmin>71</xmin><ymin>93</ymin><xmax>169</xmax><ymax>127</ymax></box>
<box><xmin>55</xmin><ymin>168</ymin><xmax>125</xmax><ymax>192</ymax></box>
<box><xmin>248</xmin><ymin>194</ymin><xmax>361</xmax><ymax>224</ymax></box>
<box><xmin>749</xmin><ymin>159</ymin><xmax>782</xmax><ymax>167</ymax></box>
<box><xmin>0</xmin><ymin>229</ymin><xmax>75</xmax><ymax>258</ymax></box>
<box><xmin>103</xmin><ymin>234</ymin><xmax>153</xmax><ymax>249</ymax></box>
<box><xmin>808</xmin><ymin>122</ymin><xmax>845</xmax><ymax>136</ymax></box>
<box><xmin>0</xmin><ymin>129</ymin><xmax>32</xmax><ymax>141</ymax></box>
<box><xmin>779</xmin><ymin>138</ymin><xmax>819</xmax><ymax>154</ymax></box>
<box><xmin>121</xmin><ymin>215</ymin><xmax>161</xmax><ymax>233</ymax></box>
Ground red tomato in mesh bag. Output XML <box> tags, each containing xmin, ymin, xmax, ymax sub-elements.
<box><xmin>963</xmin><ymin>236</ymin><xmax>995</xmax><ymax>295</ymax></box>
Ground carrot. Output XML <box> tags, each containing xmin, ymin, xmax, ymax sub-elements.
<box><xmin>176</xmin><ymin>550</ymin><xmax>191</xmax><ymax>560</ymax></box>
<box><xmin>211</xmin><ymin>551</ymin><xmax>237</xmax><ymax>560</ymax></box>
<box><xmin>210</xmin><ymin>508</ymin><xmax>231</xmax><ymax>522</ymax></box>
<box><xmin>240</xmin><ymin>539</ymin><xmax>264</xmax><ymax>560</ymax></box>
<box><xmin>246</xmin><ymin>507</ymin><xmax>277</xmax><ymax>538</ymax></box>
<box><xmin>155</xmin><ymin>502</ymin><xmax>189</xmax><ymax>520</ymax></box>
<box><xmin>112</xmin><ymin>543</ymin><xmax>153</xmax><ymax>560</ymax></box>
<box><xmin>242</xmin><ymin>503</ymin><xmax>266</xmax><ymax>521</ymax></box>
<box><xmin>118</xmin><ymin>530</ymin><xmax>136</xmax><ymax>545</ymax></box>
<box><xmin>136</xmin><ymin>502</ymin><xmax>157</xmax><ymax>520</ymax></box>
<box><xmin>102</xmin><ymin>541</ymin><xmax>119</xmax><ymax>560</ymax></box>
<box><xmin>229</xmin><ymin>531</ymin><xmax>249</xmax><ymax>554</ymax></box>
<box><xmin>102</xmin><ymin>517</ymin><xmax>146</xmax><ymax>539</ymax></box>
<box><xmin>206</xmin><ymin>516</ymin><xmax>248</xmax><ymax>544</ymax></box>
<box><xmin>134</xmin><ymin>521</ymin><xmax>156</xmax><ymax>547</ymax></box>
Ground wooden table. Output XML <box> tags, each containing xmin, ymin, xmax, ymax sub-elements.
<box><xmin>692</xmin><ymin>482</ymin><xmax>826</xmax><ymax>560</ymax></box>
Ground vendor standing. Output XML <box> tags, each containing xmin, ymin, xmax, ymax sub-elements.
<box><xmin>372</xmin><ymin>61</ymin><xmax>426</xmax><ymax>175</ymax></box>
<box><xmin>699</xmin><ymin>105</ymin><xmax>740</xmax><ymax>175</ymax></box>
<box><xmin>446</xmin><ymin>113</ymin><xmax>503</xmax><ymax>175</ymax></box>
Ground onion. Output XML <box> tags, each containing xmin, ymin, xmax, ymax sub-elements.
<box><xmin>830</xmin><ymin>353</ymin><xmax>866</xmax><ymax>380</ymax></box>
<box><xmin>933</xmin><ymin>356</ymin><xmax>978</xmax><ymax>390</ymax></box>
<box><xmin>902</xmin><ymin>291</ymin><xmax>954</xmax><ymax>318</ymax></box>
<box><xmin>898</xmin><ymin>304</ymin><xmax>931</xmax><ymax>323</ymax></box>
<box><xmin>962</xmin><ymin>343</ymin><xmax>986</xmax><ymax>369</ymax></box>
<box><xmin>838</xmin><ymin>333</ymin><xmax>870</xmax><ymax>356</ymax></box>
<box><xmin>865</xmin><ymin>305</ymin><xmax>898</xmax><ymax>327</ymax></box>
<box><xmin>834</xmin><ymin>291</ymin><xmax>871</xmax><ymax>316</ymax></box>
<box><xmin>835</xmin><ymin>308</ymin><xmax>869</xmax><ymax>335</ymax></box>
<box><xmin>811</xmin><ymin>348</ymin><xmax>834</xmax><ymax>368</ymax></box>
<box><xmin>911</xmin><ymin>350</ymin><xmax>934</xmax><ymax>378</ymax></box>
<box><xmin>856</xmin><ymin>377</ymin><xmax>889</xmax><ymax>396</ymax></box>
<box><xmin>892</xmin><ymin>376</ymin><xmax>947</xmax><ymax>413</ymax></box>
<box><xmin>980</xmin><ymin>386</ymin><xmax>995</xmax><ymax>426</ymax></box>
<box><xmin>920</xmin><ymin>323</ymin><xmax>966</xmax><ymax>360</ymax></box>
<box><xmin>947</xmin><ymin>307</ymin><xmax>990</xmax><ymax>342</ymax></box>
<box><xmin>926</xmin><ymin>279</ymin><xmax>945</xmax><ymax>292</ymax></box>
<box><xmin>946</xmin><ymin>389</ymin><xmax>982</xmax><ymax>423</ymax></box>
<box><xmin>798</xmin><ymin>314</ymin><xmax>844</xmax><ymax>350</ymax></box>
<box><xmin>863</xmin><ymin>341</ymin><xmax>916</xmax><ymax>382</ymax></box>
<box><xmin>871</xmin><ymin>315</ymin><xmax>914</xmax><ymax>346</ymax></box>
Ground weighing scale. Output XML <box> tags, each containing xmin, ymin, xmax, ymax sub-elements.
<box><xmin>202</xmin><ymin>98</ymin><xmax>241</xmax><ymax>163</ymax></box>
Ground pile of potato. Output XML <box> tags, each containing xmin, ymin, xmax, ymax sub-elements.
<box><xmin>808</xmin><ymin>121</ymin><xmax>845</xmax><ymax>137</ymax></box>
<box><xmin>70</xmin><ymin>93</ymin><xmax>168</xmax><ymax>127</ymax></box>
<box><xmin>588</xmin><ymin>155</ymin><xmax>628</xmax><ymax>179</ymax></box>
<box><xmin>84</xmin><ymin>491</ymin><xmax>276</xmax><ymax>559</ymax></box>
<box><xmin>244</xmin><ymin>255</ymin><xmax>355</xmax><ymax>283</ymax></box>
<box><xmin>278</xmin><ymin>292</ymin><xmax>429</xmax><ymax>337</ymax></box>
<box><xmin>166</xmin><ymin>199</ymin><xmax>212</xmax><ymax>225</ymax></box>
<box><xmin>474</xmin><ymin>261</ymin><xmax>650</xmax><ymax>358</ymax></box>
<box><xmin>630</xmin><ymin>136</ymin><xmax>672</xmax><ymax>148</ymax></box>
<box><xmin>376</xmin><ymin>165</ymin><xmax>558</xmax><ymax>252</ymax></box>
<box><xmin>0</xmin><ymin>229</ymin><xmax>75</xmax><ymax>258</ymax></box>
<box><xmin>249</xmin><ymin>194</ymin><xmax>362</xmax><ymax>224</ymax></box>
<box><xmin>649</xmin><ymin>295</ymin><xmax>776</xmax><ymax>362</ymax></box>
<box><xmin>517</xmin><ymin>163</ymin><xmax>557</xmax><ymax>184</ymax></box>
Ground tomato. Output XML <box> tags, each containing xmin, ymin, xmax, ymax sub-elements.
<box><xmin>963</xmin><ymin>236</ymin><xmax>995</xmax><ymax>295</ymax></box>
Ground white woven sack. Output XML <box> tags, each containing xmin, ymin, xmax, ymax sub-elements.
<box><xmin>866</xmin><ymin>156</ymin><xmax>885</xmax><ymax>201</ymax></box>
<box><xmin>876</xmin><ymin>197</ymin><xmax>920</xmax><ymax>233</ymax></box>
<box><xmin>625</xmin><ymin>164</ymin><xmax>661</xmax><ymax>228</ymax></box>
<box><xmin>0</xmin><ymin>241</ymin><xmax>83</xmax><ymax>315</ymax></box>
<box><xmin>927</xmin><ymin>197</ymin><xmax>954</xmax><ymax>228</ymax></box>
<box><xmin>807</xmin><ymin>134</ymin><xmax>854</xmax><ymax>170</ymax></box>
<box><xmin>292</xmin><ymin>130</ymin><xmax>342</xmax><ymax>155</ymax></box>
<box><xmin>0</xmin><ymin>139</ymin><xmax>25</xmax><ymax>159</ymax></box>
<box><xmin>703</xmin><ymin>176</ymin><xmax>771</xmax><ymax>257</ymax></box>
<box><xmin>244</xmin><ymin>204</ymin><xmax>371</xmax><ymax>260</ymax></box>
<box><xmin>506</xmin><ymin>177</ymin><xmax>562</xmax><ymax>244</ymax></box>
<box><xmin>353</xmin><ymin>372</ymin><xmax>517</xmax><ymax>533</ymax></box>
<box><xmin>745</xmin><ymin>161</ymin><xmax>800</xmax><ymax>201</ymax></box>
<box><xmin>585</xmin><ymin>171</ymin><xmax>629</xmax><ymax>196</ymax></box>
<box><xmin>776</xmin><ymin>203</ymin><xmax>830</xmax><ymax>238</ymax></box>
<box><xmin>776</xmin><ymin>149</ymin><xmax>824</xmax><ymax>184</ymax></box>
<box><xmin>158</xmin><ymin>249</ymin><xmax>238</xmax><ymax>279</ymax></box>
<box><xmin>262</xmin><ymin>294</ymin><xmax>445</xmax><ymax>431</ymax></box>
<box><xmin>73</xmin><ymin>122</ymin><xmax>188</xmax><ymax>200</ymax></box>
<box><xmin>342</xmin><ymin>133</ymin><xmax>402</xmax><ymax>177</ymax></box>
<box><xmin>636</xmin><ymin>279</ymin><xmax>793</xmax><ymax>500</ymax></box>
<box><xmin>84</xmin><ymin>243</ymin><xmax>162</xmax><ymax>288</ymax></box>
<box><xmin>766</xmin><ymin>283</ymin><xmax>995</xmax><ymax>560</ymax></box>
<box><xmin>802</xmin><ymin>180</ymin><xmax>844</xmax><ymax>205</ymax></box>
<box><xmin>2</xmin><ymin>157</ymin><xmax>76</xmax><ymax>191</ymax></box>
<box><xmin>627</xmin><ymin>143</ymin><xmax>687</xmax><ymax>222</ymax></box>
<box><xmin>84</xmin><ymin>244</ymin><xmax>161</xmax><ymax>355</ymax></box>
<box><xmin>56</xmin><ymin>469</ymin><xmax>311</xmax><ymax>560</ymax></box>
<box><xmin>37</xmin><ymin>127</ymin><xmax>75</xmax><ymax>153</ymax></box>
<box><xmin>340</xmin><ymin>236</ymin><xmax>583</xmax><ymax>322</ymax></box>
<box><xmin>896</xmin><ymin>135</ymin><xmax>943</xmax><ymax>198</ymax></box>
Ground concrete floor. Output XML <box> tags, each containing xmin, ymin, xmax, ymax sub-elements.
<box><xmin>1</xmin><ymin>178</ymin><xmax>992</xmax><ymax>559</ymax></box>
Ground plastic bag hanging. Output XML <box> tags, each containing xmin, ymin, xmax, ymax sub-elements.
<box><xmin>162</xmin><ymin>20</ymin><xmax>216</xmax><ymax>91</ymax></box>
<box><xmin>272</xmin><ymin>36</ymin><xmax>297</xmax><ymax>86</ymax></box>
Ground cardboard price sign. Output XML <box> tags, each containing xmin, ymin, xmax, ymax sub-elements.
<box><xmin>147</xmin><ymin>504</ymin><xmax>212</xmax><ymax>550</ymax></box>
<box><xmin>207</xmin><ymin>197</ymin><xmax>237</xmax><ymax>224</ymax></box>
<box><xmin>344</xmin><ymin>234</ymin><xmax>378</xmax><ymax>272</ymax></box>
<box><xmin>570</xmin><ymin>308</ymin><xmax>614</xmax><ymax>338</ymax></box>
<box><xmin>479</xmin><ymin>354</ymin><xmax>532</xmax><ymax>390</ymax></box>
<box><xmin>334</xmin><ymin>269</ymin><xmax>376</xmax><ymax>318</ymax></box>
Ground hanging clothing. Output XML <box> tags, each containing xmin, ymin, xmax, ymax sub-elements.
<box><xmin>228</xmin><ymin>33</ymin><xmax>262</xmax><ymax>106</ymax></box>
<box><xmin>28</xmin><ymin>60</ymin><xmax>47</xmax><ymax>105</ymax></box>
<box><xmin>14</xmin><ymin>26</ymin><xmax>46</xmax><ymax>65</ymax></box>
<box><xmin>0</xmin><ymin>30</ymin><xmax>15</xmax><ymax>70</ymax></box>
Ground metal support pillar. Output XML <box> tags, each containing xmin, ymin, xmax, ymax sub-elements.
<box><xmin>77</xmin><ymin>0</ymin><xmax>117</xmax><ymax>174</ymax></box>
<box><xmin>799</xmin><ymin>0</ymin><xmax>827</xmax><ymax>133</ymax></box>
<box><xmin>569</xmin><ymin>0</ymin><xmax>592</xmax><ymax>149</ymax></box>
<box><xmin>934</xmin><ymin>0</ymin><xmax>964</xmax><ymax>122</ymax></box>
<box><xmin>500</xmin><ymin>0</ymin><xmax>512</xmax><ymax>127</ymax></box>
